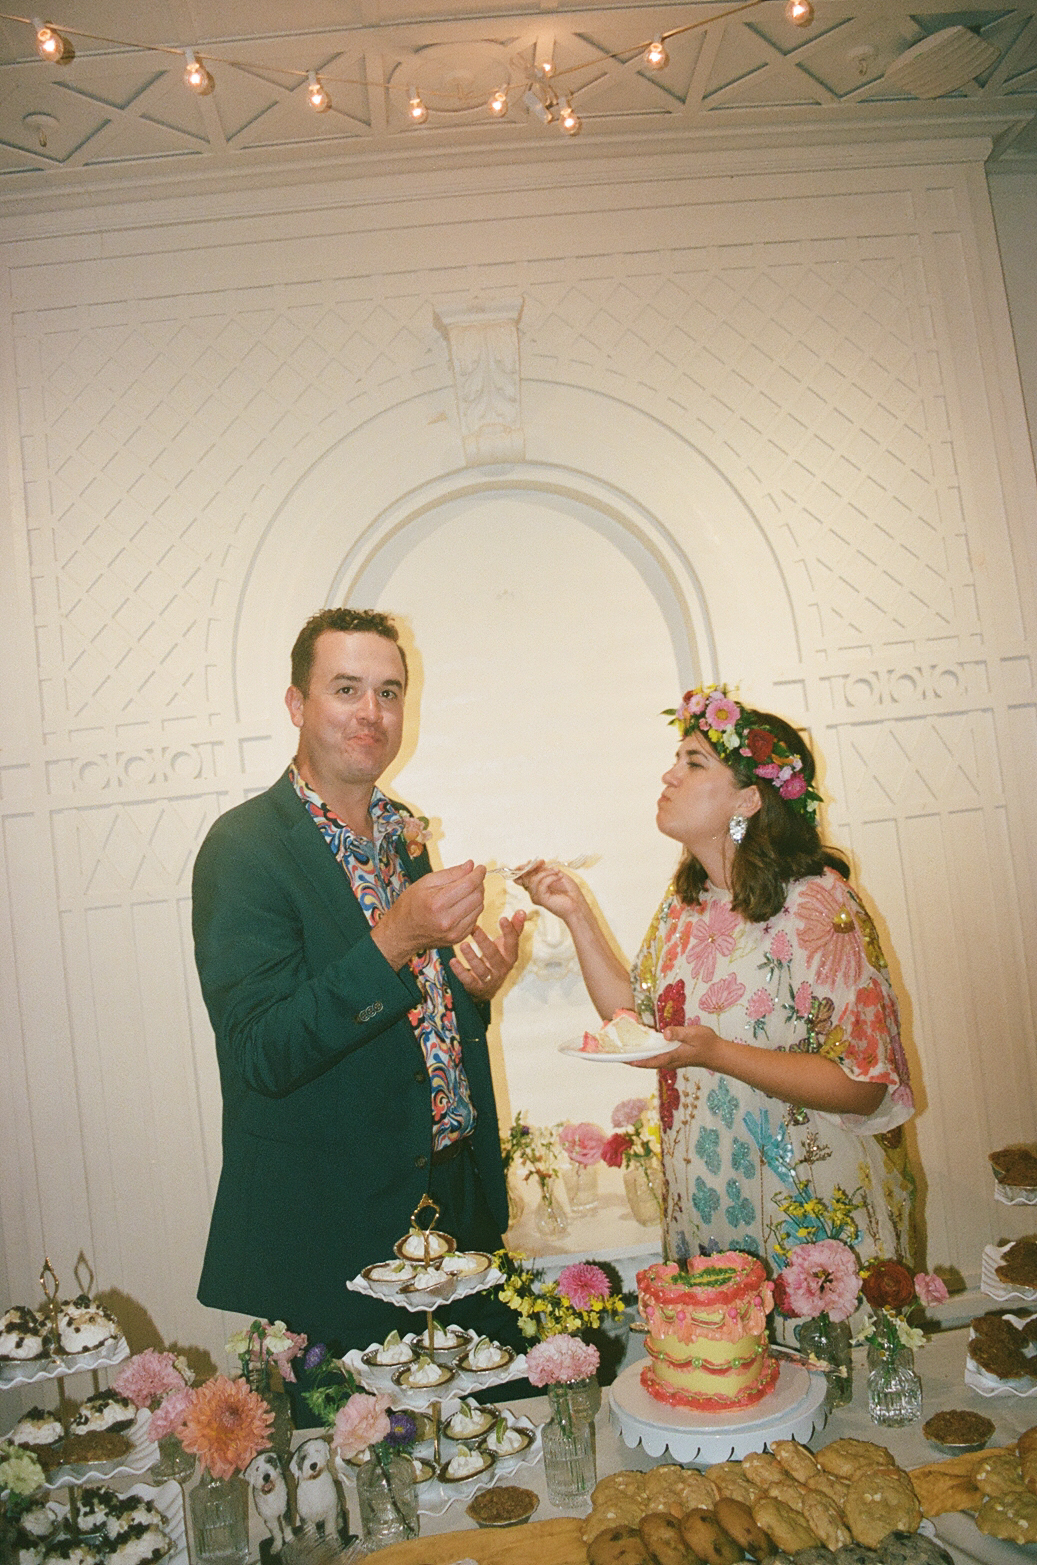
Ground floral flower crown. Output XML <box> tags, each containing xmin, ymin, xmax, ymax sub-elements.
<box><xmin>664</xmin><ymin>683</ymin><xmax>823</xmax><ymax>825</ymax></box>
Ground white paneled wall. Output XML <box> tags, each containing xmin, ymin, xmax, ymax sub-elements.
<box><xmin>1</xmin><ymin>139</ymin><xmax>1036</xmax><ymax>1376</ymax></box>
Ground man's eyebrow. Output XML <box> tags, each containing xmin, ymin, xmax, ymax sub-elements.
<box><xmin>330</xmin><ymin>671</ymin><xmax>404</xmax><ymax>690</ymax></box>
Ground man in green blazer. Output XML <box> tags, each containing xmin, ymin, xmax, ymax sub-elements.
<box><xmin>193</xmin><ymin>609</ymin><xmax>526</xmax><ymax>1356</ymax></box>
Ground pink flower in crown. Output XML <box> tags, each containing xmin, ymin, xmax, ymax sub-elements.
<box><xmin>558</xmin><ymin>1122</ymin><xmax>607</xmax><ymax>1167</ymax></box>
<box><xmin>332</xmin><ymin>1393</ymin><xmax>392</xmax><ymax>1461</ymax></box>
<box><xmin>747</xmin><ymin>988</ymin><xmax>774</xmax><ymax>1023</ymax></box>
<box><xmin>557</xmin><ymin>1263</ymin><xmax>612</xmax><ymax>1310</ymax></box>
<box><xmin>770</xmin><ymin>931</ymin><xmax>793</xmax><ymax>964</ymax></box>
<box><xmin>775</xmin><ymin>1240</ymin><xmax>860</xmax><ymax>1322</ymax></box>
<box><xmin>526</xmin><ymin>1334</ymin><xmax>600</xmax><ymax>1387</ymax></box>
<box><xmin>681</xmin><ymin>690</ymin><xmax>708</xmax><ymax>718</ymax></box>
<box><xmin>699</xmin><ymin>973</ymin><xmax>746</xmax><ymax>1015</ymax></box>
<box><xmin>780</xmin><ymin>774</ymin><xmax>807</xmax><ymax>801</ymax></box>
<box><xmin>793</xmin><ymin>981</ymin><xmax>812</xmax><ymax>1018</ymax></box>
<box><xmin>914</xmin><ymin>1272</ymin><xmax>949</xmax><ymax>1306</ymax></box>
<box><xmin>705</xmin><ymin>693</ymin><xmax>740</xmax><ymax>730</ymax></box>
<box><xmin>755</xmin><ymin>763</ymin><xmax>781</xmax><ymax>780</ymax></box>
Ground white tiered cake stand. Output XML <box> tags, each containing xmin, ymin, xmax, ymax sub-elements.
<box><xmin>609</xmin><ymin>1358</ymin><xmax>828</xmax><ymax>1464</ymax></box>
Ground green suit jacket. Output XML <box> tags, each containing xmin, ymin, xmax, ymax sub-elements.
<box><xmin>192</xmin><ymin>770</ymin><xmax>508</xmax><ymax>1341</ymax></box>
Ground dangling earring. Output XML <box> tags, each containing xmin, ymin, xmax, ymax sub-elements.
<box><xmin>728</xmin><ymin>814</ymin><xmax>748</xmax><ymax>844</ymax></box>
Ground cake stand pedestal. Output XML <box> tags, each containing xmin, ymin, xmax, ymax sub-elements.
<box><xmin>609</xmin><ymin>1358</ymin><xmax>828</xmax><ymax>1464</ymax></box>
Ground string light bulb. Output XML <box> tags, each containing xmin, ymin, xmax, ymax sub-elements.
<box><xmin>407</xmin><ymin>87</ymin><xmax>428</xmax><ymax>123</ymax></box>
<box><xmin>307</xmin><ymin>70</ymin><xmax>330</xmax><ymax>112</ymax></box>
<box><xmin>560</xmin><ymin>99</ymin><xmax>581</xmax><ymax>134</ymax></box>
<box><xmin>785</xmin><ymin>0</ymin><xmax>815</xmax><ymax>24</ymax></box>
<box><xmin>488</xmin><ymin>86</ymin><xmax>509</xmax><ymax>117</ymax></box>
<box><xmin>644</xmin><ymin>36</ymin><xmax>669</xmax><ymax>69</ymax></box>
<box><xmin>183</xmin><ymin>49</ymin><xmax>215</xmax><ymax>95</ymax></box>
<box><xmin>32</xmin><ymin>18</ymin><xmax>74</xmax><ymax>63</ymax></box>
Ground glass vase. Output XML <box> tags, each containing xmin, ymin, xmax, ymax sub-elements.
<box><xmin>534</xmin><ymin>1180</ymin><xmax>569</xmax><ymax>1238</ymax></box>
<box><xmin>246</xmin><ymin>1363</ymin><xmax>294</xmax><ymax>1467</ymax></box>
<box><xmin>355</xmin><ymin>1452</ymin><xmax>419</xmax><ymax>1548</ymax></box>
<box><xmin>867</xmin><ymin>1338</ymin><xmax>922</xmax><ymax>1426</ymax></box>
<box><xmin>563</xmin><ymin>1161</ymin><xmax>600</xmax><ymax>1216</ymax></box>
<box><xmin>796</xmin><ymin>1314</ymin><xmax>853</xmax><ymax>1410</ymax></box>
<box><xmin>624</xmin><ymin>1158</ymin><xmax>663</xmax><ymax>1226</ymax></box>
<box><xmin>507</xmin><ymin>1176</ymin><xmax>524</xmax><ymax>1227</ymax></box>
<box><xmin>151</xmin><ymin>1433</ymin><xmax>196</xmax><ymax>1482</ymax></box>
<box><xmin>543</xmin><ymin>1378</ymin><xmax>598</xmax><ymax>1505</ymax></box>
<box><xmin>188</xmin><ymin>1470</ymin><xmax>249</xmax><ymax>1565</ymax></box>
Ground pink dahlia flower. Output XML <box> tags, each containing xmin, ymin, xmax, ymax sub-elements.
<box><xmin>558</xmin><ymin>1122</ymin><xmax>607</xmax><ymax>1167</ymax></box>
<box><xmin>526</xmin><ymin>1334</ymin><xmax>600</xmax><ymax>1387</ymax></box>
<box><xmin>776</xmin><ymin>1240</ymin><xmax>860</xmax><ymax>1322</ymax></box>
<box><xmin>332</xmin><ymin>1392</ymin><xmax>392</xmax><ymax>1460</ymax></box>
<box><xmin>557</xmin><ymin>1263</ymin><xmax>611</xmax><ymax>1310</ymax></box>
<box><xmin>115</xmin><ymin>1349</ymin><xmax>187</xmax><ymax>1409</ymax></box>
<box><xmin>914</xmin><ymin>1272</ymin><xmax>949</xmax><ymax>1306</ymax></box>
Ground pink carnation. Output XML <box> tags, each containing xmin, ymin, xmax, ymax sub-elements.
<box><xmin>558</xmin><ymin>1122</ymin><xmax>607</xmax><ymax>1167</ymax></box>
<box><xmin>557</xmin><ymin>1263</ymin><xmax>612</xmax><ymax>1310</ymax></box>
<box><xmin>115</xmin><ymin>1349</ymin><xmax>187</xmax><ymax>1409</ymax></box>
<box><xmin>780</xmin><ymin>773</ymin><xmax>807</xmax><ymax>801</ymax></box>
<box><xmin>612</xmin><ymin>1098</ymin><xmax>648</xmax><ymax>1129</ymax></box>
<box><xmin>776</xmin><ymin>1240</ymin><xmax>861</xmax><ymax>1322</ymax></box>
<box><xmin>914</xmin><ymin>1272</ymin><xmax>949</xmax><ymax>1306</ymax></box>
<box><xmin>146</xmin><ymin>1385</ymin><xmax>194</xmax><ymax>1442</ymax></box>
<box><xmin>332</xmin><ymin>1393</ymin><xmax>392</xmax><ymax>1460</ymax></box>
<box><xmin>526</xmin><ymin>1334</ymin><xmax>600</xmax><ymax>1387</ymax></box>
<box><xmin>271</xmin><ymin>1330</ymin><xmax>308</xmax><ymax>1384</ymax></box>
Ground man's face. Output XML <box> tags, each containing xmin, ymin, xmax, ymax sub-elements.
<box><xmin>286</xmin><ymin>630</ymin><xmax>406</xmax><ymax>794</ymax></box>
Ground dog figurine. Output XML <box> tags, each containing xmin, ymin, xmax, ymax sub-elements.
<box><xmin>244</xmin><ymin>1450</ymin><xmax>291</xmax><ymax>1554</ymax></box>
<box><xmin>289</xmin><ymin>1437</ymin><xmax>341</xmax><ymax>1539</ymax></box>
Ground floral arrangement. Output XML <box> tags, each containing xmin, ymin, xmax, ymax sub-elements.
<box><xmin>558</xmin><ymin>1121</ymin><xmax>607</xmax><ymax>1167</ymax></box>
<box><xmin>504</xmin><ymin>1116</ymin><xmax>564</xmax><ymax>1204</ymax></box>
<box><xmin>178</xmin><ymin>1374</ymin><xmax>274</xmax><ymax>1479</ymax></box>
<box><xmin>0</xmin><ymin>1442</ymin><xmax>46</xmax><ymax>1525</ymax></box>
<box><xmin>495</xmin><ymin>1252</ymin><xmax>625</xmax><ymax>1341</ymax></box>
<box><xmin>525</xmin><ymin>1334</ymin><xmax>600</xmax><ymax>1387</ymax></box>
<box><xmin>399</xmin><ymin>812</ymin><xmax>431</xmax><ymax>859</ymax></box>
<box><xmin>500</xmin><ymin>1112</ymin><xmax>533</xmax><ymax>1175</ymax></box>
<box><xmin>226</xmin><ymin>1319</ymin><xmax>307</xmax><ymax>1385</ymax></box>
<box><xmin>303</xmin><ymin>1350</ymin><xmax>417</xmax><ymax>1540</ymax></box>
<box><xmin>664</xmin><ymin>683</ymin><xmax>822</xmax><ymax>824</ymax></box>
<box><xmin>773</xmin><ymin>1239</ymin><xmax>860</xmax><ymax>1324</ymax></box>
<box><xmin>601</xmin><ymin>1096</ymin><xmax>660</xmax><ymax>1172</ymax></box>
<box><xmin>855</xmin><ymin>1260</ymin><xmax>948</xmax><ymax>1355</ymax></box>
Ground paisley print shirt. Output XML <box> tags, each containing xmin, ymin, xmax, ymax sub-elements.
<box><xmin>291</xmin><ymin>766</ymin><xmax>475</xmax><ymax>1150</ymax></box>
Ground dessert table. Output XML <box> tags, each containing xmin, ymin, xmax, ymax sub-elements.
<box><xmin>353</xmin><ymin>1325</ymin><xmax>1035</xmax><ymax>1565</ymax></box>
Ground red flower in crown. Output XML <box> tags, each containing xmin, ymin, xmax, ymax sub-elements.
<box><xmin>745</xmin><ymin>727</ymin><xmax>775</xmax><ymax>762</ymax></box>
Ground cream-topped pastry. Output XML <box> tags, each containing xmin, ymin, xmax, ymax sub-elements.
<box><xmin>408</xmin><ymin>1265</ymin><xmax>449</xmax><ymax>1290</ymax></box>
<box><xmin>440</xmin><ymin>1251</ymin><xmax>490</xmax><ymax>1276</ymax></box>
<box><xmin>395</xmin><ymin>1228</ymin><xmax>453</xmax><ymax>1260</ymax></box>
<box><xmin>413</xmin><ymin>1321</ymin><xmax>468</xmax><ymax>1352</ymax></box>
<box><xmin>463</xmin><ymin>1336</ymin><xmax>510</xmax><ymax>1370</ymax></box>
<box><xmin>398</xmin><ymin>1354</ymin><xmax>452</xmax><ymax>1388</ymax></box>
<box><xmin>106</xmin><ymin>1500</ymin><xmax>166</xmax><ymax>1540</ymax></box>
<box><xmin>0</xmin><ymin>1306</ymin><xmax>48</xmax><ymax>1361</ymax></box>
<box><xmin>76</xmin><ymin>1492</ymin><xmax>120</xmax><ymax>1533</ymax></box>
<box><xmin>366</xmin><ymin>1260</ymin><xmax>414</xmax><ymax>1284</ymax></box>
<box><xmin>56</xmin><ymin>1295</ymin><xmax>120</xmax><ymax>1354</ymax></box>
<box><xmin>443</xmin><ymin>1400</ymin><xmax>495</xmax><ymax>1439</ymax></box>
<box><xmin>71</xmin><ymin>1391</ymin><xmax>136</xmax><ymax>1434</ymax></box>
<box><xmin>483</xmin><ymin>1422</ymin><xmax>529</xmax><ymax>1456</ymax></box>
<box><xmin>580</xmin><ymin>1008</ymin><xmax>658</xmax><ymax>1054</ymax></box>
<box><xmin>442</xmin><ymin>1444</ymin><xmax>491</xmax><ymax>1480</ymax></box>
<box><xmin>107</xmin><ymin>1526</ymin><xmax>172</xmax><ymax>1565</ymax></box>
<box><xmin>18</xmin><ymin>1507</ymin><xmax>59</xmax><ymax>1543</ymax></box>
<box><xmin>11</xmin><ymin>1408</ymin><xmax>63</xmax><ymax>1446</ymax></box>
<box><xmin>364</xmin><ymin>1331</ymin><xmax>414</xmax><ymax>1367</ymax></box>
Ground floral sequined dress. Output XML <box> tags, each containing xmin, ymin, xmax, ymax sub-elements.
<box><xmin>634</xmin><ymin>868</ymin><xmax>915</xmax><ymax>1270</ymax></box>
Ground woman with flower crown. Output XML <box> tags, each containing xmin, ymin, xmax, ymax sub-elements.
<box><xmin>519</xmin><ymin>686</ymin><xmax>916</xmax><ymax>1274</ymax></box>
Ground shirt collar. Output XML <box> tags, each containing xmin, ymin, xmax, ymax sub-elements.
<box><xmin>289</xmin><ymin>764</ymin><xmax>405</xmax><ymax>851</ymax></box>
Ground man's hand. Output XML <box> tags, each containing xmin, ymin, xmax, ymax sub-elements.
<box><xmin>450</xmin><ymin>911</ymin><xmax>527</xmax><ymax>1001</ymax></box>
<box><xmin>370</xmin><ymin>862</ymin><xmax>486</xmax><ymax>971</ymax></box>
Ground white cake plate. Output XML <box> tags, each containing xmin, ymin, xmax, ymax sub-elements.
<box><xmin>609</xmin><ymin>1357</ymin><xmax>828</xmax><ymax>1464</ymax></box>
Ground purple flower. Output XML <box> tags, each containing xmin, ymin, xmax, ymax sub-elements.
<box><xmin>304</xmin><ymin>1343</ymin><xmax>328</xmax><ymax>1371</ymax></box>
<box><xmin>385</xmin><ymin>1410</ymin><xmax>417</xmax><ymax>1448</ymax></box>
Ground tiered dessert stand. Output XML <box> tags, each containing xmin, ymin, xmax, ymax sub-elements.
<box><xmin>965</xmin><ymin>1166</ymin><xmax>1037</xmax><ymax>1400</ymax></box>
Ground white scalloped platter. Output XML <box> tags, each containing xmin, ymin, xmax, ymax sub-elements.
<box><xmin>346</xmin><ymin>1266</ymin><xmax>504</xmax><ymax>1312</ymax></box>
<box><xmin>994</xmin><ymin>1179</ymin><xmax>1037</xmax><ymax>1206</ymax></box>
<box><xmin>0</xmin><ymin>1334</ymin><xmax>128</xmax><ymax>1389</ymax></box>
<box><xmin>966</xmin><ymin>1315</ymin><xmax>1037</xmax><ymax>1398</ymax></box>
<box><xmin>341</xmin><ymin>1345</ymin><xmax>526</xmax><ymax>1411</ymax></box>
<box><xmin>981</xmin><ymin>1245</ymin><xmax>1037</xmax><ymax>1303</ymax></box>
<box><xmin>0</xmin><ymin>1407</ymin><xmax>158</xmax><ymax>1491</ymax></box>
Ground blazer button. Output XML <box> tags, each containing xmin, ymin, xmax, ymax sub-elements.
<box><xmin>414</xmin><ymin>1154</ymin><xmax>428</xmax><ymax>1169</ymax></box>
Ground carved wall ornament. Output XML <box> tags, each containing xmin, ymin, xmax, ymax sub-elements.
<box><xmin>434</xmin><ymin>300</ymin><xmax>524</xmax><ymax>465</ymax></box>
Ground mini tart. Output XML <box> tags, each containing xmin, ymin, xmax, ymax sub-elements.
<box><xmin>361</xmin><ymin>1332</ymin><xmax>415</xmax><ymax>1368</ymax></box>
<box><xmin>481</xmin><ymin>1422</ymin><xmax>534</xmax><ymax>1457</ymax></box>
<box><xmin>407</xmin><ymin>1324</ymin><xmax>470</xmax><ymax>1360</ymax></box>
<box><xmin>439</xmin><ymin>1443</ymin><xmax>494</xmax><ymax>1483</ymax></box>
<box><xmin>923</xmin><ymin>1409</ymin><xmax>996</xmax><ymax>1452</ymax></box>
<box><xmin>11</xmin><ymin>1408</ymin><xmax>63</xmax><ymax>1447</ymax></box>
<box><xmin>71</xmin><ymin>1391</ymin><xmax>136</xmax><ymax>1434</ymax></box>
<box><xmin>440</xmin><ymin>1251</ymin><xmax>492</xmax><ymax>1277</ymax></box>
<box><xmin>443</xmin><ymin>1402</ymin><xmax>498</xmax><ymax>1440</ymax></box>
<box><xmin>400</xmin><ymin>1269</ymin><xmax>456</xmax><ymax>1300</ymax></box>
<box><xmin>393</xmin><ymin>1228</ymin><xmax>456</xmax><ymax>1262</ymax></box>
<box><xmin>410</xmin><ymin>1456</ymin><xmax>436</xmax><ymax>1485</ymax></box>
<box><xmin>392</xmin><ymin>1356</ymin><xmax>455</xmax><ymax>1390</ymax></box>
<box><xmin>466</xmin><ymin>1485</ymin><xmax>539</xmax><ymax>1527</ymax></box>
<box><xmin>457</xmin><ymin>1339</ymin><xmax>515</xmax><ymax>1374</ymax></box>
<box><xmin>361</xmin><ymin>1261</ymin><xmax>415</xmax><ymax>1293</ymax></box>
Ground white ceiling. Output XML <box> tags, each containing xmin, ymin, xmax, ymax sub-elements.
<box><xmin>0</xmin><ymin>0</ymin><xmax>1035</xmax><ymax>205</ymax></box>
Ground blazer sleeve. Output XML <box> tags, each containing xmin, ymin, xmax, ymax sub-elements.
<box><xmin>192</xmin><ymin>801</ymin><xmax>424</xmax><ymax>1100</ymax></box>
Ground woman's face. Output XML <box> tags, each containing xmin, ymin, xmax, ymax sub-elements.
<box><xmin>656</xmin><ymin>732</ymin><xmax>760</xmax><ymax>853</ymax></box>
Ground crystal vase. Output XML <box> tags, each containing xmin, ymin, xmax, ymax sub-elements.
<box><xmin>188</xmin><ymin>1470</ymin><xmax>249</xmax><ymax>1565</ymax></box>
<box><xmin>563</xmin><ymin>1161</ymin><xmax>600</xmax><ymax>1216</ymax></box>
<box><xmin>867</xmin><ymin>1337</ymin><xmax>922</xmax><ymax>1426</ymax></box>
<box><xmin>534</xmin><ymin>1180</ymin><xmax>569</xmax><ymax>1238</ymax></box>
<box><xmin>355</xmin><ymin>1452</ymin><xmax>419</xmax><ymax>1548</ymax></box>
<box><xmin>246</xmin><ymin>1363</ymin><xmax>294</xmax><ymax>1467</ymax></box>
<box><xmin>623</xmin><ymin>1158</ymin><xmax>663</xmax><ymax>1226</ymax></box>
<box><xmin>542</xmin><ymin>1377</ymin><xmax>598</xmax><ymax>1505</ymax></box>
<box><xmin>151</xmin><ymin>1433</ymin><xmax>196</xmax><ymax>1483</ymax></box>
<box><xmin>796</xmin><ymin>1313</ymin><xmax>853</xmax><ymax>1410</ymax></box>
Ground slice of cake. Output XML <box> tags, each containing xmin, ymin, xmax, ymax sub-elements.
<box><xmin>581</xmin><ymin>1009</ymin><xmax>659</xmax><ymax>1054</ymax></box>
<box><xmin>637</xmin><ymin>1253</ymin><xmax>780</xmax><ymax>1411</ymax></box>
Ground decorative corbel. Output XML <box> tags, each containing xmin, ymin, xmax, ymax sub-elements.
<box><xmin>434</xmin><ymin>299</ymin><xmax>524</xmax><ymax>465</ymax></box>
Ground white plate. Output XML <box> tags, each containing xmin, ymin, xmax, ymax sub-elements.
<box><xmin>559</xmin><ymin>1038</ymin><xmax>667</xmax><ymax>1064</ymax></box>
<box><xmin>981</xmin><ymin>1245</ymin><xmax>1037</xmax><ymax>1302</ymax></box>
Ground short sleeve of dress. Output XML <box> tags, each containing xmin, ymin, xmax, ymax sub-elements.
<box><xmin>786</xmin><ymin>869</ymin><xmax>914</xmax><ymax>1135</ymax></box>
